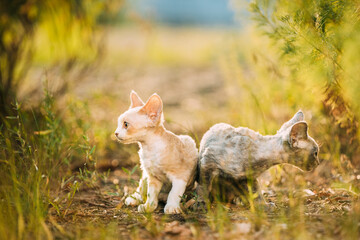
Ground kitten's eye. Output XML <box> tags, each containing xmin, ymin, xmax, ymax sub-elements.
<box><xmin>314</xmin><ymin>151</ymin><xmax>318</xmax><ymax>157</ymax></box>
<box><xmin>123</xmin><ymin>121</ymin><xmax>129</xmax><ymax>129</ymax></box>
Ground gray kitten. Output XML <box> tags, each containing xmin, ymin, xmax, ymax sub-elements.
<box><xmin>197</xmin><ymin>110</ymin><xmax>320</xmax><ymax>203</ymax></box>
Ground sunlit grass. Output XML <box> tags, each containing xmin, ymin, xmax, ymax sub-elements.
<box><xmin>2</xmin><ymin>4</ymin><xmax>360</xmax><ymax>238</ymax></box>
<box><xmin>0</xmin><ymin>87</ymin><xmax>97</xmax><ymax>239</ymax></box>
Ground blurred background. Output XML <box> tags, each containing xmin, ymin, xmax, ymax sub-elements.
<box><xmin>1</xmin><ymin>0</ymin><xmax>360</xmax><ymax>239</ymax></box>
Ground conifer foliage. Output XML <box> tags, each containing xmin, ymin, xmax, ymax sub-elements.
<box><xmin>250</xmin><ymin>0</ymin><xmax>360</xmax><ymax>164</ymax></box>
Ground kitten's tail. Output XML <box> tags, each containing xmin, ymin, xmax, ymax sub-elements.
<box><xmin>195</xmin><ymin>156</ymin><xmax>200</xmax><ymax>184</ymax></box>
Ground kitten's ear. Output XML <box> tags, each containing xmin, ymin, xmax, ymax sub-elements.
<box><xmin>130</xmin><ymin>90</ymin><xmax>144</xmax><ymax>108</ymax></box>
<box><xmin>289</xmin><ymin>121</ymin><xmax>308</xmax><ymax>147</ymax></box>
<box><xmin>278</xmin><ymin>110</ymin><xmax>305</xmax><ymax>133</ymax></box>
<box><xmin>141</xmin><ymin>94</ymin><xmax>163</xmax><ymax>122</ymax></box>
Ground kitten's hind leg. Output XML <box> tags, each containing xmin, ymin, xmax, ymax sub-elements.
<box><xmin>191</xmin><ymin>168</ymin><xmax>218</xmax><ymax>211</ymax></box>
<box><xmin>227</xmin><ymin>178</ymin><xmax>261</xmax><ymax>205</ymax></box>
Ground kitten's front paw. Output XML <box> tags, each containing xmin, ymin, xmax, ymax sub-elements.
<box><xmin>125</xmin><ymin>196</ymin><xmax>140</xmax><ymax>206</ymax></box>
<box><xmin>138</xmin><ymin>203</ymin><xmax>157</xmax><ymax>213</ymax></box>
<box><xmin>164</xmin><ymin>204</ymin><xmax>182</xmax><ymax>214</ymax></box>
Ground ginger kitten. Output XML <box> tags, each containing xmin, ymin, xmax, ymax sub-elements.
<box><xmin>115</xmin><ymin>91</ymin><xmax>198</xmax><ymax>214</ymax></box>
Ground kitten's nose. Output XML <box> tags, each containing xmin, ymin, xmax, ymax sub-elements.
<box><xmin>115</xmin><ymin>133</ymin><xmax>118</xmax><ymax>137</ymax></box>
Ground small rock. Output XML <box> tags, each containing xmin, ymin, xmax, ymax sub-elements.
<box><xmin>111</xmin><ymin>159</ymin><xmax>119</xmax><ymax>167</ymax></box>
<box><xmin>327</xmin><ymin>188</ymin><xmax>335</xmax><ymax>194</ymax></box>
<box><xmin>342</xmin><ymin>205</ymin><xmax>351</xmax><ymax>212</ymax></box>
<box><xmin>277</xmin><ymin>223</ymin><xmax>287</xmax><ymax>230</ymax></box>
<box><xmin>164</xmin><ymin>221</ymin><xmax>192</xmax><ymax>237</ymax></box>
<box><xmin>234</xmin><ymin>222</ymin><xmax>251</xmax><ymax>234</ymax></box>
<box><xmin>303</xmin><ymin>189</ymin><xmax>316</xmax><ymax>197</ymax></box>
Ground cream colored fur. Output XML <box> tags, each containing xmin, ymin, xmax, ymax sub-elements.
<box><xmin>115</xmin><ymin>91</ymin><xmax>198</xmax><ymax>214</ymax></box>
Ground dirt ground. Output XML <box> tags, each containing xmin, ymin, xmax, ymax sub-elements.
<box><xmin>48</xmin><ymin>167</ymin><xmax>358</xmax><ymax>240</ymax></box>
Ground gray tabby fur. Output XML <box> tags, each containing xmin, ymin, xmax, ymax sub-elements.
<box><xmin>198</xmin><ymin>110</ymin><xmax>320</xmax><ymax>203</ymax></box>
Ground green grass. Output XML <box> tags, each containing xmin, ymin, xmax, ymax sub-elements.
<box><xmin>0</xmin><ymin>86</ymin><xmax>97</xmax><ymax>239</ymax></box>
